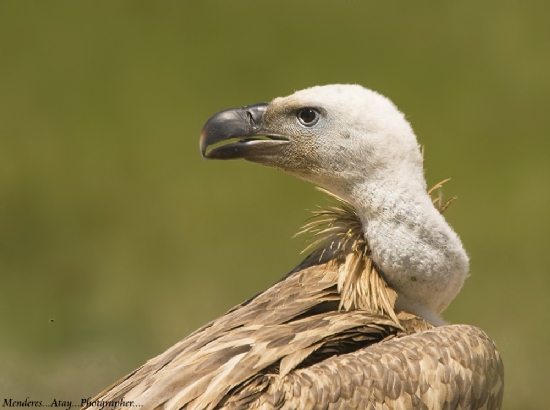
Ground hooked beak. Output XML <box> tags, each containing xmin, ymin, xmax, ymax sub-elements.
<box><xmin>199</xmin><ymin>103</ymin><xmax>289</xmax><ymax>160</ymax></box>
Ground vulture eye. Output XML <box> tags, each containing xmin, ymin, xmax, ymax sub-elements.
<box><xmin>297</xmin><ymin>108</ymin><xmax>320</xmax><ymax>126</ymax></box>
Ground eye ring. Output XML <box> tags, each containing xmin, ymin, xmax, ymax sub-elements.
<box><xmin>297</xmin><ymin>108</ymin><xmax>320</xmax><ymax>127</ymax></box>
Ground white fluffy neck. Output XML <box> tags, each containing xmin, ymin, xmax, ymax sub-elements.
<box><xmin>350</xmin><ymin>180</ymin><xmax>469</xmax><ymax>325</ymax></box>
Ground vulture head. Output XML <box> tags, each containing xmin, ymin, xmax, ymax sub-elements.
<box><xmin>200</xmin><ymin>84</ymin><xmax>469</xmax><ymax>326</ymax></box>
<box><xmin>201</xmin><ymin>85</ymin><xmax>425</xmax><ymax>199</ymax></box>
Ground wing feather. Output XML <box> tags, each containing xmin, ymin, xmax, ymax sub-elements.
<box><xmin>86</xmin><ymin>221</ymin><xmax>503</xmax><ymax>410</ymax></box>
<box><xmin>254</xmin><ymin>325</ymin><xmax>503</xmax><ymax>410</ymax></box>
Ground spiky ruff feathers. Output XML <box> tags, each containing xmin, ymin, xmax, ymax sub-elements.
<box><xmin>297</xmin><ymin>189</ymin><xmax>398</xmax><ymax>323</ymax></box>
<box><xmin>299</xmin><ymin>181</ymin><xmax>456</xmax><ymax>325</ymax></box>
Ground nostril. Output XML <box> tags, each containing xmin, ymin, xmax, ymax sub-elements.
<box><xmin>246</xmin><ymin>110</ymin><xmax>257</xmax><ymax>128</ymax></box>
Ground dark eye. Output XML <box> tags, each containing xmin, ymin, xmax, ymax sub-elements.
<box><xmin>297</xmin><ymin>108</ymin><xmax>319</xmax><ymax>126</ymax></box>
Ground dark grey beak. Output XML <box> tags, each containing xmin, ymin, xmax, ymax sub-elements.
<box><xmin>200</xmin><ymin>103</ymin><xmax>288</xmax><ymax>160</ymax></box>
<box><xmin>200</xmin><ymin>103</ymin><xmax>268</xmax><ymax>159</ymax></box>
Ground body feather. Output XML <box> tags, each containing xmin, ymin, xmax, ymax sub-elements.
<box><xmin>85</xmin><ymin>188</ymin><xmax>503</xmax><ymax>410</ymax></box>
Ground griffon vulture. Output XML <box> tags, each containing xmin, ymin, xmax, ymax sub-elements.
<box><xmin>85</xmin><ymin>85</ymin><xmax>504</xmax><ymax>410</ymax></box>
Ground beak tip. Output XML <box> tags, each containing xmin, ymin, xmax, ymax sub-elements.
<box><xmin>199</xmin><ymin>128</ymin><xmax>211</xmax><ymax>159</ymax></box>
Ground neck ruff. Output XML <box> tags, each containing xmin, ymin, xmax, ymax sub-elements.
<box><xmin>297</xmin><ymin>181</ymin><xmax>455</xmax><ymax>324</ymax></box>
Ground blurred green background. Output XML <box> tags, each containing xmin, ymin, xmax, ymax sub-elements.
<box><xmin>1</xmin><ymin>1</ymin><xmax>549</xmax><ymax>408</ymax></box>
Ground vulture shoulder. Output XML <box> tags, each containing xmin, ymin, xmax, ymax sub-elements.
<box><xmin>85</xmin><ymin>196</ymin><xmax>503</xmax><ymax>410</ymax></box>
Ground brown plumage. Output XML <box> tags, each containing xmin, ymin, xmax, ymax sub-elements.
<box><xmin>85</xmin><ymin>188</ymin><xmax>503</xmax><ymax>410</ymax></box>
